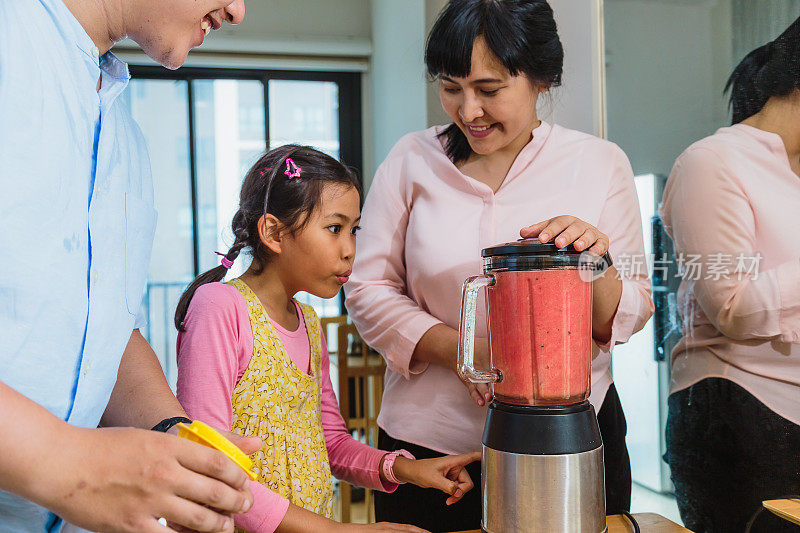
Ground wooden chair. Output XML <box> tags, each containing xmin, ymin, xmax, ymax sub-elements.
<box><xmin>325</xmin><ymin>317</ymin><xmax>387</xmax><ymax>523</ymax></box>
<box><xmin>320</xmin><ymin>315</ymin><xmax>348</xmax><ymax>348</ymax></box>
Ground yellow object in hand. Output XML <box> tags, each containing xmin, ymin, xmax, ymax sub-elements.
<box><xmin>177</xmin><ymin>420</ymin><xmax>257</xmax><ymax>480</ymax></box>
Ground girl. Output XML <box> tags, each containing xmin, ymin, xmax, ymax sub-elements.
<box><xmin>662</xmin><ymin>17</ymin><xmax>800</xmax><ymax>533</ymax></box>
<box><xmin>175</xmin><ymin>145</ymin><xmax>478</xmax><ymax>533</ymax></box>
<box><xmin>345</xmin><ymin>1</ymin><xmax>654</xmax><ymax>530</ymax></box>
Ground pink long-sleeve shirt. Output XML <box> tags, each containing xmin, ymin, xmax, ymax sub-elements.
<box><xmin>176</xmin><ymin>282</ymin><xmax>395</xmax><ymax>533</ymax></box>
<box><xmin>661</xmin><ymin>124</ymin><xmax>800</xmax><ymax>425</ymax></box>
<box><xmin>345</xmin><ymin>120</ymin><xmax>654</xmax><ymax>455</ymax></box>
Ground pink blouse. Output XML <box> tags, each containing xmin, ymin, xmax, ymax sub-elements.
<box><xmin>345</xmin><ymin>120</ymin><xmax>654</xmax><ymax>455</ymax></box>
<box><xmin>176</xmin><ymin>282</ymin><xmax>395</xmax><ymax>533</ymax></box>
<box><xmin>661</xmin><ymin>124</ymin><xmax>800</xmax><ymax>425</ymax></box>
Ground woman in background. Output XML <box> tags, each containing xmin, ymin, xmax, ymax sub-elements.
<box><xmin>661</xmin><ymin>16</ymin><xmax>800</xmax><ymax>533</ymax></box>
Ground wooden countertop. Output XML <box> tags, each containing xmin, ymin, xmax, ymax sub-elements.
<box><xmin>763</xmin><ymin>498</ymin><xmax>800</xmax><ymax>526</ymax></box>
<box><xmin>453</xmin><ymin>512</ymin><xmax>691</xmax><ymax>532</ymax></box>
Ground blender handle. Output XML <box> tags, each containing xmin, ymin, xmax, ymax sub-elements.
<box><xmin>457</xmin><ymin>274</ymin><xmax>501</xmax><ymax>384</ymax></box>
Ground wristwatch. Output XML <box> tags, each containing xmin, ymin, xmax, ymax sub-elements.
<box><xmin>382</xmin><ymin>449</ymin><xmax>415</xmax><ymax>484</ymax></box>
<box><xmin>151</xmin><ymin>416</ymin><xmax>192</xmax><ymax>433</ymax></box>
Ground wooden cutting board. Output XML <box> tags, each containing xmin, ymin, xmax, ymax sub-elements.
<box><xmin>763</xmin><ymin>499</ymin><xmax>800</xmax><ymax>526</ymax></box>
<box><xmin>452</xmin><ymin>512</ymin><xmax>691</xmax><ymax>532</ymax></box>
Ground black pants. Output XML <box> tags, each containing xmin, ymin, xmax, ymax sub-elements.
<box><xmin>374</xmin><ymin>385</ymin><xmax>632</xmax><ymax>531</ymax></box>
<box><xmin>665</xmin><ymin>378</ymin><xmax>800</xmax><ymax>533</ymax></box>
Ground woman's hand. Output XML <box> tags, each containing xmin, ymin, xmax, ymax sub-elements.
<box><xmin>522</xmin><ymin>215</ymin><xmax>622</xmax><ymax>344</ymax></box>
<box><xmin>390</xmin><ymin>452</ymin><xmax>481</xmax><ymax>506</ymax></box>
<box><xmin>521</xmin><ymin>215</ymin><xmax>609</xmax><ymax>256</ymax></box>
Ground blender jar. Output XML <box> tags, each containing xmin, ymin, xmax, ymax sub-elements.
<box><xmin>458</xmin><ymin>238</ymin><xmax>605</xmax><ymax>406</ymax></box>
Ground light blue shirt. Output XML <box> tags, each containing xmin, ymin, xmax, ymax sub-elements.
<box><xmin>0</xmin><ymin>1</ymin><xmax>156</xmax><ymax>530</ymax></box>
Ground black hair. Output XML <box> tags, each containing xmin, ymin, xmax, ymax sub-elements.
<box><xmin>725</xmin><ymin>16</ymin><xmax>800</xmax><ymax>124</ymax></box>
<box><xmin>425</xmin><ymin>0</ymin><xmax>564</xmax><ymax>163</ymax></box>
<box><xmin>174</xmin><ymin>145</ymin><xmax>361</xmax><ymax>331</ymax></box>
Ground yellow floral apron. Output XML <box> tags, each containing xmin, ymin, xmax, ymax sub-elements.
<box><xmin>228</xmin><ymin>278</ymin><xmax>334</xmax><ymax>519</ymax></box>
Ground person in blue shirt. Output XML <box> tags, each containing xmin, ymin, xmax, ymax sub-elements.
<box><xmin>0</xmin><ymin>1</ymin><xmax>265</xmax><ymax>532</ymax></box>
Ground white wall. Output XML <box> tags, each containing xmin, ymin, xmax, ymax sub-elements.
<box><xmin>368</xmin><ymin>0</ymin><xmax>429</xmax><ymax>177</ymax></box>
<box><xmin>604</xmin><ymin>0</ymin><xmax>734</xmax><ymax>177</ymax></box>
<box><xmin>426</xmin><ymin>0</ymin><xmax>450</xmax><ymax>127</ymax></box>
<box><xmin>732</xmin><ymin>0</ymin><xmax>800</xmax><ymax>61</ymax></box>
<box><xmin>182</xmin><ymin>0</ymin><xmax>371</xmax><ymax>57</ymax></box>
<box><xmin>548</xmin><ymin>0</ymin><xmax>606</xmax><ymax>137</ymax></box>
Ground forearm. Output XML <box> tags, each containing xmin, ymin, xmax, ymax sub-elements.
<box><xmin>591</xmin><ymin>266</ymin><xmax>623</xmax><ymax>345</ymax></box>
<box><xmin>693</xmin><ymin>259</ymin><xmax>800</xmax><ymax>341</ymax></box>
<box><xmin>100</xmin><ymin>329</ymin><xmax>185</xmax><ymax>429</ymax></box>
<box><xmin>276</xmin><ymin>503</ymin><xmax>343</xmax><ymax>533</ymax></box>
<box><xmin>0</xmin><ymin>381</ymin><xmax>73</xmax><ymax>507</ymax></box>
<box><xmin>410</xmin><ymin>324</ymin><xmax>458</xmax><ymax>370</ymax></box>
<box><xmin>412</xmin><ymin>324</ymin><xmax>492</xmax><ymax>373</ymax></box>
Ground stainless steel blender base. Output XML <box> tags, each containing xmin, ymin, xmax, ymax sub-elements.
<box><xmin>482</xmin><ymin>445</ymin><xmax>607</xmax><ymax>533</ymax></box>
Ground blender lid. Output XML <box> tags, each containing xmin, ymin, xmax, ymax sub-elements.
<box><xmin>481</xmin><ymin>238</ymin><xmax>612</xmax><ymax>271</ymax></box>
<box><xmin>481</xmin><ymin>238</ymin><xmax>582</xmax><ymax>258</ymax></box>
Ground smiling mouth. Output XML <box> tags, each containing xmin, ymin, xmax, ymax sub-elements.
<box><xmin>465</xmin><ymin>123</ymin><xmax>498</xmax><ymax>138</ymax></box>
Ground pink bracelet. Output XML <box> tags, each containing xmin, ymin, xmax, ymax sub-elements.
<box><xmin>381</xmin><ymin>449</ymin><xmax>415</xmax><ymax>485</ymax></box>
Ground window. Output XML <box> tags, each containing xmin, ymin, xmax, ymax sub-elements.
<box><xmin>123</xmin><ymin>67</ymin><xmax>362</xmax><ymax>387</ymax></box>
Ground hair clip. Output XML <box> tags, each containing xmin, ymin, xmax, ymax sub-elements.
<box><xmin>258</xmin><ymin>167</ymin><xmax>272</xmax><ymax>177</ymax></box>
<box><xmin>284</xmin><ymin>158</ymin><xmax>302</xmax><ymax>179</ymax></box>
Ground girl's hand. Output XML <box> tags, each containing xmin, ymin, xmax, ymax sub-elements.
<box><xmin>391</xmin><ymin>452</ymin><xmax>481</xmax><ymax>505</ymax></box>
<box><xmin>521</xmin><ymin>215</ymin><xmax>610</xmax><ymax>256</ymax></box>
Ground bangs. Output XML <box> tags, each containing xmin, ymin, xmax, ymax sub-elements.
<box><xmin>425</xmin><ymin>4</ymin><xmax>483</xmax><ymax>79</ymax></box>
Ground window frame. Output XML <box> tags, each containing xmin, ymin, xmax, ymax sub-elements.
<box><xmin>129</xmin><ymin>65</ymin><xmax>362</xmax><ymax>315</ymax></box>
<box><xmin>129</xmin><ymin>65</ymin><xmax>364</xmax><ymax>276</ymax></box>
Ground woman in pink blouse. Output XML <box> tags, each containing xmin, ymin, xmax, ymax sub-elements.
<box><xmin>661</xmin><ymin>18</ymin><xmax>800</xmax><ymax>533</ymax></box>
<box><xmin>345</xmin><ymin>1</ymin><xmax>653</xmax><ymax>530</ymax></box>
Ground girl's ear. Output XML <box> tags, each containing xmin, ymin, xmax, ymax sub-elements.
<box><xmin>258</xmin><ymin>214</ymin><xmax>283</xmax><ymax>254</ymax></box>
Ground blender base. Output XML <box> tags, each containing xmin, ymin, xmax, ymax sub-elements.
<box><xmin>481</xmin><ymin>445</ymin><xmax>607</xmax><ymax>533</ymax></box>
<box><xmin>481</xmin><ymin>524</ymin><xmax>608</xmax><ymax>533</ymax></box>
<box><xmin>480</xmin><ymin>401</ymin><xmax>606</xmax><ymax>533</ymax></box>
<box><xmin>481</xmin><ymin>526</ymin><xmax>608</xmax><ymax>533</ymax></box>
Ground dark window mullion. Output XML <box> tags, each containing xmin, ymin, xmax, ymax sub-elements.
<box><xmin>336</xmin><ymin>74</ymin><xmax>363</xmax><ymax>315</ymax></box>
<box><xmin>337</xmin><ymin>74</ymin><xmax>364</xmax><ymax>182</ymax></box>
<box><xmin>263</xmin><ymin>76</ymin><xmax>270</xmax><ymax>151</ymax></box>
<box><xmin>186</xmin><ymin>79</ymin><xmax>201</xmax><ymax>277</ymax></box>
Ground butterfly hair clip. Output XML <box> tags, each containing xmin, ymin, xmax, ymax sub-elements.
<box><xmin>284</xmin><ymin>158</ymin><xmax>302</xmax><ymax>179</ymax></box>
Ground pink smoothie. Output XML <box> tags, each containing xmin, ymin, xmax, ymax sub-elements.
<box><xmin>487</xmin><ymin>269</ymin><xmax>592</xmax><ymax>406</ymax></box>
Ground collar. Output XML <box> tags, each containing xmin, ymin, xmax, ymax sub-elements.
<box><xmin>730</xmin><ymin>123</ymin><xmax>793</xmax><ymax>169</ymax></box>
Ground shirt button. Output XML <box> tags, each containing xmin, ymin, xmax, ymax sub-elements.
<box><xmin>91</xmin><ymin>46</ymin><xmax>100</xmax><ymax>58</ymax></box>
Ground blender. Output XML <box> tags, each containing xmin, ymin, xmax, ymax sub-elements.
<box><xmin>458</xmin><ymin>238</ymin><xmax>608</xmax><ymax>533</ymax></box>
